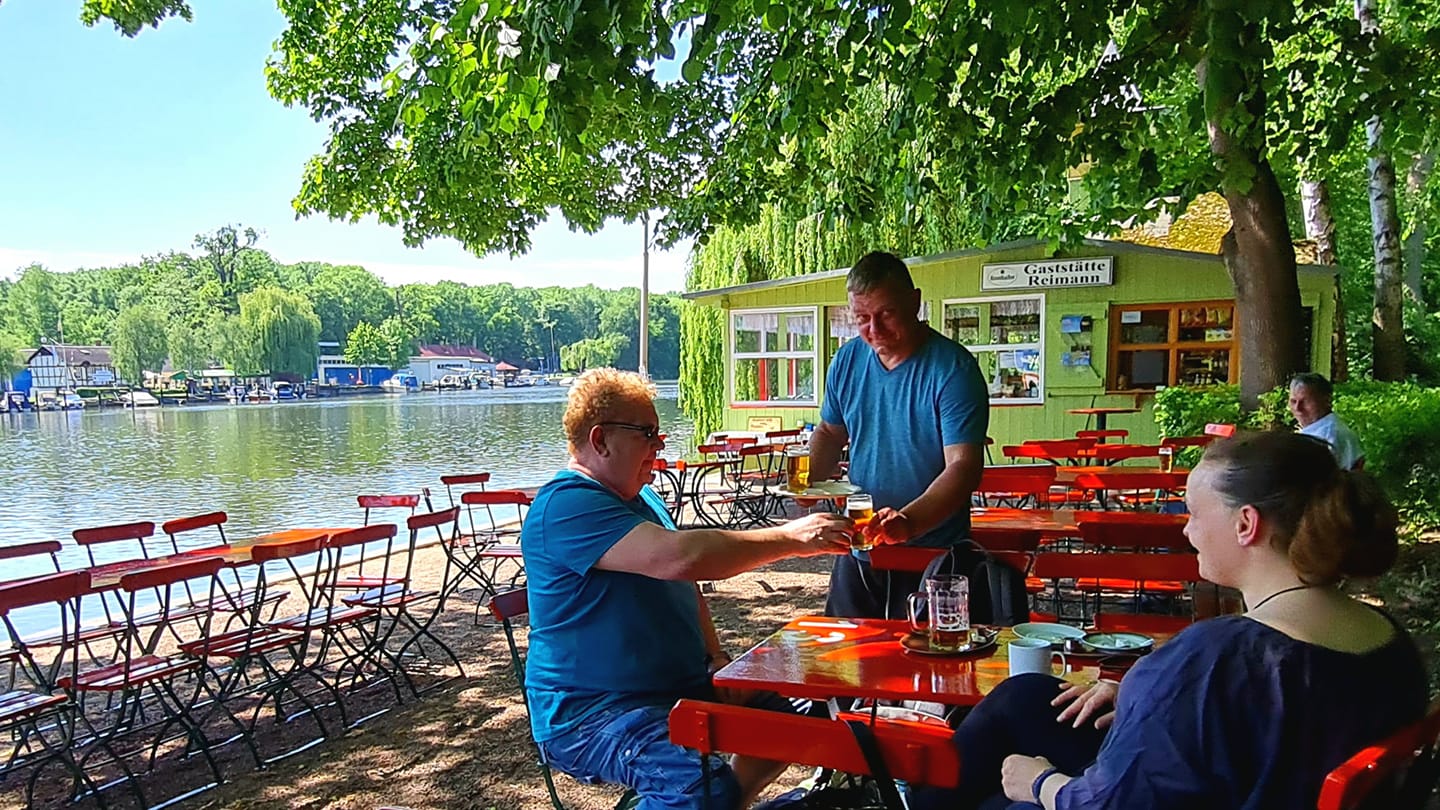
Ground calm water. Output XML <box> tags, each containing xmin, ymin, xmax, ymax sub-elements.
<box><xmin>1</xmin><ymin>383</ymin><xmax>693</xmax><ymax>582</ymax></box>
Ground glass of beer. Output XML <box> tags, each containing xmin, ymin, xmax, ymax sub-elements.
<box><xmin>1158</xmin><ymin>445</ymin><xmax>1175</xmax><ymax>473</ymax></box>
<box><xmin>785</xmin><ymin>447</ymin><xmax>811</xmax><ymax>492</ymax></box>
<box><xmin>907</xmin><ymin>575</ymin><xmax>971</xmax><ymax>652</ymax></box>
<box><xmin>847</xmin><ymin>493</ymin><xmax>875</xmax><ymax>551</ymax></box>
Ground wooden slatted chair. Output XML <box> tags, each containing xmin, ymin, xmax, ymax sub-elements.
<box><xmin>446</xmin><ymin>493</ymin><xmax>528</xmax><ymax>618</ymax></box>
<box><xmin>489</xmin><ymin>588</ymin><xmax>637</xmax><ymax>810</ymax></box>
<box><xmin>162</xmin><ymin>511</ymin><xmax>289</xmax><ymax>626</ymax></box>
<box><xmin>668</xmin><ymin>698</ymin><xmax>961</xmax><ymax>791</ymax></box>
<box><xmin>440</xmin><ymin>472</ymin><xmax>491</xmax><ymax>507</ymax></box>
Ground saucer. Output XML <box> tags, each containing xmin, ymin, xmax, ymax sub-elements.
<box><xmin>900</xmin><ymin>628</ymin><xmax>999</xmax><ymax>657</ymax></box>
<box><xmin>1080</xmin><ymin>631</ymin><xmax>1155</xmax><ymax>654</ymax></box>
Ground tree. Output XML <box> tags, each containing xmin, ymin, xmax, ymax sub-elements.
<box><xmin>343</xmin><ymin>321</ymin><xmax>387</xmax><ymax>367</ymax></box>
<box><xmin>6</xmin><ymin>265</ymin><xmax>61</xmax><ymax>345</ymax></box>
<box><xmin>378</xmin><ymin>316</ymin><xmax>417</xmax><ymax>370</ymax></box>
<box><xmin>237</xmin><ymin>287</ymin><xmax>321</xmax><ymax>378</ymax></box>
<box><xmin>110</xmin><ymin>305</ymin><xmax>169</xmax><ymax>385</ymax></box>
<box><xmin>207</xmin><ymin>315</ymin><xmax>260</xmax><ymax>376</ymax></box>
<box><xmin>0</xmin><ymin>333</ymin><xmax>24</xmax><ymax>389</ymax></box>
<box><xmin>307</xmin><ymin>264</ymin><xmax>394</xmax><ymax>343</ymax></box>
<box><xmin>167</xmin><ymin>321</ymin><xmax>209</xmax><ymax>376</ymax></box>
<box><xmin>193</xmin><ymin>224</ymin><xmax>261</xmax><ymax>309</ymax></box>
<box><xmin>561</xmin><ymin>335</ymin><xmax>630</xmax><ymax>372</ymax></box>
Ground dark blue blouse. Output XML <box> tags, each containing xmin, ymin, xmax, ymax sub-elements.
<box><xmin>1056</xmin><ymin>614</ymin><xmax>1426</xmax><ymax>809</ymax></box>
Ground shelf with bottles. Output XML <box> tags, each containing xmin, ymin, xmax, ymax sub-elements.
<box><xmin>1177</xmin><ymin>348</ymin><xmax>1232</xmax><ymax>386</ymax></box>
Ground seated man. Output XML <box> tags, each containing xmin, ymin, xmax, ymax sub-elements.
<box><xmin>1288</xmin><ymin>372</ymin><xmax>1364</xmax><ymax>469</ymax></box>
<box><xmin>522</xmin><ymin>368</ymin><xmax>853</xmax><ymax>810</ymax></box>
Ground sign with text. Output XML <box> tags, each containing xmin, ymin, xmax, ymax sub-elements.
<box><xmin>981</xmin><ymin>257</ymin><xmax>1114</xmax><ymax>291</ymax></box>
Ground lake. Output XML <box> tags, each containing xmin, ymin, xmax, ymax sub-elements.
<box><xmin>0</xmin><ymin>383</ymin><xmax>694</xmax><ymax>581</ymax></box>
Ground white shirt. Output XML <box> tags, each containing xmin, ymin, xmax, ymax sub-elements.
<box><xmin>1299</xmin><ymin>412</ymin><xmax>1365</xmax><ymax>469</ymax></box>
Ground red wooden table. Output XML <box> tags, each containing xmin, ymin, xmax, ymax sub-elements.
<box><xmin>713</xmin><ymin>616</ymin><xmax>1175</xmax><ymax>706</ymax></box>
<box><xmin>85</xmin><ymin>527</ymin><xmax>345</xmax><ymax>590</ymax></box>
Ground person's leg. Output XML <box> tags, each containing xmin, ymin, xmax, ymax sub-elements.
<box><xmin>540</xmin><ymin>705</ymin><xmax>742</xmax><ymax>810</ymax></box>
<box><xmin>908</xmin><ymin>674</ymin><xmax>1107</xmax><ymax>810</ymax></box>
<box><xmin>722</xmin><ymin>689</ymin><xmax>805</xmax><ymax>806</ymax></box>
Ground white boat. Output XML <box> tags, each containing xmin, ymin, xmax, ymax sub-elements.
<box><xmin>120</xmin><ymin>390</ymin><xmax>160</xmax><ymax>408</ymax></box>
<box><xmin>272</xmin><ymin>381</ymin><xmax>298</xmax><ymax>400</ymax></box>
<box><xmin>381</xmin><ymin>373</ymin><xmax>418</xmax><ymax>394</ymax></box>
<box><xmin>61</xmin><ymin>391</ymin><xmax>86</xmax><ymax>410</ymax></box>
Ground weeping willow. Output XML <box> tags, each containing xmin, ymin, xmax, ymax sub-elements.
<box><xmin>238</xmin><ymin>287</ymin><xmax>322</xmax><ymax>377</ymax></box>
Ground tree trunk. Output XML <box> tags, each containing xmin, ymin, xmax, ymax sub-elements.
<box><xmin>1405</xmin><ymin>152</ymin><xmax>1432</xmax><ymax>304</ymax></box>
<box><xmin>1200</xmin><ymin>9</ymin><xmax>1305</xmax><ymax>410</ymax></box>
<box><xmin>1357</xmin><ymin>0</ymin><xmax>1406</xmax><ymax>380</ymax></box>
<box><xmin>1300</xmin><ymin>178</ymin><xmax>1347</xmax><ymax>380</ymax></box>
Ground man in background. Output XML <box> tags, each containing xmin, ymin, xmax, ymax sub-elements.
<box><xmin>1288</xmin><ymin>372</ymin><xmax>1364</xmax><ymax>470</ymax></box>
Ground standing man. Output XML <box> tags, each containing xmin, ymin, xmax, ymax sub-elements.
<box><xmin>522</xmin><ymin>368</ymin><xmax>853</xmax><ymax>810</ymax></box>
<box><xmin>1288</xmin><ymin>372</ymin><xmax>1365</xmax><ymax>470</ymax></box>
<box><xmin>809</xmin><ymin>251</ymin><xmax>990</xmax><ymax>619</ymax></box>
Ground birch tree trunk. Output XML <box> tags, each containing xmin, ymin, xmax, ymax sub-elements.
<box><xmin>1357</xmin><ymin>0</ymin><xmax>1406</xmax><ymax>380</ymax></box>
<box><xmin>1405</xmin><ymin>153</ymin><xmax>1433</xmax><ymax>304</ymax></box>
<box><xmin>1301</xmin><ymin>178</ymin><xmax>1346</xmax><ymax>380</ymax></box>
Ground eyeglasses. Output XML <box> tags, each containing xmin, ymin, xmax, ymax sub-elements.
<box><xmin>601</xmin><ymin>422</ymin><xmax>663</xmax><ymax>440</ymax></box>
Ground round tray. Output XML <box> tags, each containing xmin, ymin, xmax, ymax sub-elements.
<box><xmin>900</xmin><ymin>629</ymin><xmax>999</xmax><ymax>657</ymax></box>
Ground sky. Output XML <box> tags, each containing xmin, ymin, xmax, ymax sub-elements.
<box><xmin>0</xmin><ymin>2</ymin><xmax>691</xmax><ymax>293</ymax></box>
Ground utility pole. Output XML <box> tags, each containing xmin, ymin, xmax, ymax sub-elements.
<box><xmin>639</xmin><ymin>213</ymin><xmax>651</xmax><ymax>380</ymax></box>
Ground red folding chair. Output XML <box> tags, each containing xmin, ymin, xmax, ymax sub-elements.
<box><xmin>345</xmin><ymin>495</ymin><xmax>422</xmax><ymax>593</ymax></box>
<box><xmin>445</xmin><ymin>493</ymin><xmax>528</xmax><ymax>618</ymax></box>
<box><xmin>162</xmin><ymin>511</ymin><xmax>289</xmax><ymax>625</ymax></box>
<box><xmin>0</xmin><ymin>542</ymin><xmax>64</xmax><ymax>689</ymax></box>
<box><xmin>75</xmin><ymin>520</ymin><xmax>209</xmax><ymax>646</ymax></box>
<box><xmin>64</xmin><ymin>558</ymin><xmax>254</xmax><ymax>804</ymax></box>
<box><xmin>440</xmin><ymin>472</ymin><xmax>491</xmax><ymax>507</ymax></box>
<box><xmin>489</xmin><ymin>588</ymin><xmax>637</xmax><ymax>810</ymax></box>
<box><xmin>0</xmin><ymin>570</ymin><xmax>118</xmax><ymax>807</ymax></box>
<box><xmin>339</xmin><ymin>514</ymin><xmax>465</xmax><ymax>696</ymax></box>
<box><xmin>180</xmin><ymin>532</ymin><xmax>345</xmax><ymax>764</ymax></box>
<box><xmin>1319</xmin><ymin>700</ymin><xmax>1440</xmax><ymax>810</ymax></box>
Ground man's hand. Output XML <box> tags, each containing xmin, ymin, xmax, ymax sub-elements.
<box><xmin>867</xmin><ymin>507</ymin><xmax>916</xmax><ymax>545</ymax></box>
<box><xmin>1001</xmin><ymin>754</ymin><xmax>1055</xmax><ymax>804</ymax></box>
<box><xmin>780</xmin><ymin>512</ymin><xmax>853</xmax><ymax>554</ymax></box>
<box><xmin>1052</xmin><ymin>679</ymin><xmax>1119</xmax><ymax>730</ymax></box>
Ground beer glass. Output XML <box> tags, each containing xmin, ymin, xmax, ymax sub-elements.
<box><xmin>907</xmin><ymin>575</ymin><xmax>970</xmax><ymax>652</ymax></box>
<box><xmin>846</xmin><ymin>493</ymin><xmax>875</xmax><ymax>551</ymax></box>
<box><xmin>785</xmin><ymin>447</ymin><xmax>811</xmax><ymax>492</ymax></box>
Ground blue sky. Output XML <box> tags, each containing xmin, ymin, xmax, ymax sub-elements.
<box><xmin>0</xmin><ymin>2</ymin><xmax>690</xmax><ymax>292</ymax></box>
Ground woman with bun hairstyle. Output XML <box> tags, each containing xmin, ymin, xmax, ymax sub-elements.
<box><xmin>910</xmin><ymin>431</ymin><xmax>1427</xmax><ymax>810</ymax></box>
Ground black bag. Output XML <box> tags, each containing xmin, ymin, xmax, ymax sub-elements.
<box><xmin>752</xmin><ymin>720</ymin><xmax>905</xmax><ymax>810</ymax></box>
<box><xmin>921</xmin><ymin>539</ymin><xmax>1031</xmax><ymax>626</ymax></box>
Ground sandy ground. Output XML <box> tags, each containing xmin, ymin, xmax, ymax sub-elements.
<box><xmin>7</xmin><ymin>540</ymin><xmax>836</xmax><ymax>810</ymax></box>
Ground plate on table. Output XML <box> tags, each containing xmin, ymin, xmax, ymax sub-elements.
<box><xmin>1012</xmin><ymin>622</ymin><xmax>1086</xmax><ymax>646</ymax></box>
<box><xmin>1080</xmin><ymin>631</ymin><xmax>1154</xmax><ymax>654</ymax></box>
<box><xmin>788</xmin><ymin>481</ymin><xmax>861</xmax><ymax>498</ymax></box>
<box><xmin>900</xmin><ymin>626</ymin><xmax>999</xmax><ymax>657</ymax></box>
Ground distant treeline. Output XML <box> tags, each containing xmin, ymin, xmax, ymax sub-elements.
<box><xmin>0</xmin><ymin>226</ymin><xmax>683</xmax><ymax>382</ymax></box>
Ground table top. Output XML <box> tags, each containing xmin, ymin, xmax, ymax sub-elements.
<box><xmin>1066</xmin><ymin>407</ymin><xmax>1142</xmax><ymax>416</ymax></box>
<box><xmin>713</xmin><ymin>616</ymin><xmax>1171</xmax><ymax>705</ymax></box>
<box><xmin>86</xmin><ymin>527</ymin><xmax>347</xmax><ymax>590</ymax></box>
<box><xmin>968</xmin><ymin>507</ymin><xmax>1187</xmax><ymax>536</ymax></box>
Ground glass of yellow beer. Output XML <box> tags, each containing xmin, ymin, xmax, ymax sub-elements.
<box><xmin>847</xmin><ymin>493</ymin><xmax>875</xmax><ymax>551</ymax></box>
<box><xmin>785</xmin><ymin>447</ymin><xmax>810</xmax><ymax>492</ymax></box>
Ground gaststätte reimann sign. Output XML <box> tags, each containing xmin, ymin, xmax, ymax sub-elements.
<box><xmin>981</xmin><ymin>257</ymin><xmax>1114</xmax><ymax>291</ymax></box>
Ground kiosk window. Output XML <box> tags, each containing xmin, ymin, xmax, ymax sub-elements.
<box><xmin>1109</xmin><ymin>301</ymin><xmax>1236</xmax><ymax>390</ymax></box>
<box><xmin>943</xmin><ymin>295</ymin><xmax>1043</xmax><ymax>405</ymax></box>
<box><xmin>731</xmin><ymin>307</ymin><xmax>818</xmax><ymax>406</ymax></box>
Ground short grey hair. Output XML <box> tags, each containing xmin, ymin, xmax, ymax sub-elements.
<box><xmin>846</xmin><ymin>251</ymin><xmax>915</xmax><ymax>295</ymax></box>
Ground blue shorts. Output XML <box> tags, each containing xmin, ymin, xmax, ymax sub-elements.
<box><xmin>538</xmin><ymin>692</ymin><xmax>796</xmax><ymax>810</ymax></box>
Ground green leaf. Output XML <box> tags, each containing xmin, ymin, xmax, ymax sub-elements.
<box><xmin>764</xmin><ymin>5</ymin><xmax>787</xmax><ymax>31</ymax></box>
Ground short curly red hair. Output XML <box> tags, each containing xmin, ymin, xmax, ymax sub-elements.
<box><xmin>563</xmin><ymin>368</ymin><xmax>657</xmax><ymax>455</ymax></box>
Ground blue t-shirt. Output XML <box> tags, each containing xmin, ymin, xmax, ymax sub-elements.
<box><xmin>1056</xmin><ymin>614</ymin><xmax>1426</xmax><ymax>810</ymax></box>
<box><xmin>820</xmin><ymin>327</ymin><xmax>989</xmax><ymax>546</ymax></box>
<box><xmin>520</xmin><ymin>469</ymin><xmax>710</xmax><ymax>742</ymax></box>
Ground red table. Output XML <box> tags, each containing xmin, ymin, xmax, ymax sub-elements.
<box><xmin>713</xmin><ymin>616</ymin><xmax>1176</xmax><ymax>706</ymax></box>
<box><xmin>86</xmin><ymin>527</ymin><xmax>345</xmax><ymax>590</ymax></box>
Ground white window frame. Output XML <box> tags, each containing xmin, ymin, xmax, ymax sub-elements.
<box><xmin>729</xmin><ymin>306</ymin><xmax>821</xmax><ymax>407</ymax></box>
<box><xmin>941</xmin><ymin>294</ymin><xmax>1045</xmax><ymax>406</ymax></box>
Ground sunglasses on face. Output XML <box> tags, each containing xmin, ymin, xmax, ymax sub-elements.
<box><xmin>601</xmin><ymin>422</ymin><xmax>663</xmax><ymax>440</ymax></box>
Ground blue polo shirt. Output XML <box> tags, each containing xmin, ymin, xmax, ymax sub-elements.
<box><xmin>820</xmin><ymin>327</ymin><xmax>989</xmax><ymax>546</ymax></box>
<box><xmin>520</xmin><ymin>470</ymin><xmax>709</xmax><ymax>743</ymax></box>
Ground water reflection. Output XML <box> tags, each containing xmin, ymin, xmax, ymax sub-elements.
<box><xmin>0</xmin><ymin>385</ymin><xmax>692</xmax><ymax>578</ymax></box>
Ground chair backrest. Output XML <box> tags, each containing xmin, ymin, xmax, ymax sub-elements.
<box><xmin>457</xmin><ymin>492</ymin><xmax>528</xmax><ymax>544</ymax></box>
<box><xmin>408</xmin><ymin>506</ymin><xmax>461</xmax><ymax>548</ymax></box>
<box><xmin>358</xmin><ymin>494</ymin><xmax>421</xmax><ymax>525</ymax></box>
<box><xmin>328</xmin><ymin>523</ymin><xmax>399</xmax><ymax>550</ymax></box>
<box><xmin>1070</xmin><ymin>472</ymin><xmax>1188</xmax><ymax>495</ymax></box>
<box><xmin>160</xmin><ymin>511</ymin><xmax>229</xmax><ymax>554</ymax></box>
<box><xmin>1077</xmin><ymin>515</ymin><xmax>1191</xmax><ymax>552</ymax></box>
<box><xmin>488</xmin><ymin>587</ymin><xmax>528</xmax><ymax>623</ymax></box>
<box><xmin>1032</xmin><ymin>551</ymin><xmax>1201</xmax><ymax>582</ymax></box>
<box><xmin>977</xmin><ymin>466</ymin><xmax>1058</xmax><ymax>499</ymax></box>
<box><xmin>668</xmin><ymin>699</ymin><xmax>960</xmax><ymax>789</ymax></box>
<box><xmin>0</xmin><ymin>570</ymin><xmax>90</xmax><ymax>690</ymax></box>
<box><xmin>0</xmin><ymin>569</ymin><xmax>90</xmax><ymax>614</ymax></box>
<box><xmin>72</xmin><ymin>520</ymin><xmax>157</xmax><ymax>564</ymax></box>
<box><xmin>0</xmin><ymin>540</ymin><xmax>63</xmax><ymax>574</ymax></box>
<box><xmin>440</xmin><ymin>472</ymin><xmax>491</xmax><ymax>507</ymax></box>
<box><xmin>1318</xmin><ymin>701</ymin><xmax>1440</xmax><ymax>810</ymax></box>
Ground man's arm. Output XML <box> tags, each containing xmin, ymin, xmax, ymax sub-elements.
<box><xmin>874</xmin><ymin>443</ymin><xmax>984</xmax><ymax>541</ymax></box>
<box><xmin>808</xmin><ymin>420</ymin><xmax>849</xmax><ymax>481</ymax></box>
<box><xmin>594</xmin><ymin>513</ymin><xmax>851</xmax><ymax>581</ymax></box>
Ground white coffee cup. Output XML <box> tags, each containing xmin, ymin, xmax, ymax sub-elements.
<box><xmin>1008</xmin><ymin>637</ymin><xmax>1063</xmax><ymax>677</ymax></box>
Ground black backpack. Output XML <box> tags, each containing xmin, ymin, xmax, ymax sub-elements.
<box><xmin>920</xmin><ymin>538</ymin><xmax>1031</xmax><ymax>626</ymax></box>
